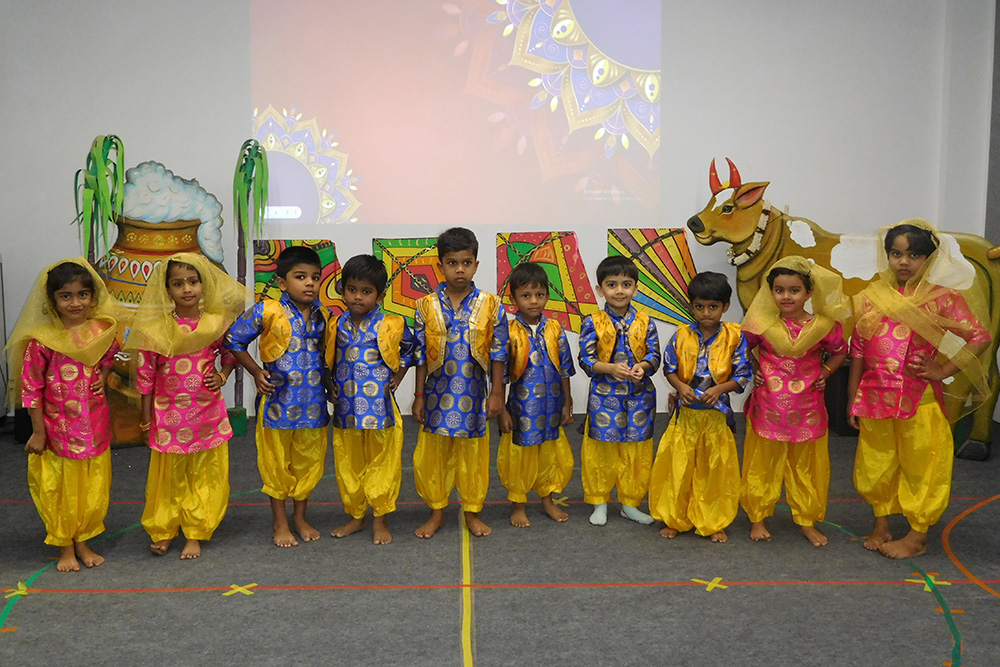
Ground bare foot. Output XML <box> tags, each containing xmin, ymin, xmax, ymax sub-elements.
<box><xmin>879</xmin><ymin>529</ymin><xmax>927</xmax><ymax>559</ymax></box>
<box><xmin>510</xmin><ymin>502</ymin><xmax>530</xmax><ymax>527</ymax></box>
<box><xmin>415</xmin><ymin>509</ymin><xmax>444</xmax><ymax>539</ymax></box>
<box><xmin>331</xmin><ymin>517</ymin><xmax>366</xmax><ymax>538</ymax></box>
<box><xmin>294</xmin><ymin>518</ymin><xmax>321</xmax><ymax>542</ymax></box>
<box><xmin>864</xmin><ymin>516</ymin><xmax>892</xmax><ymax>551</ymax></box>
<box><xmin>540</xmin><ymin>495</ymin><xmax>568</xmax><ymax>522</ymax></box>
<box><xmin>465</xmin><ymin>511</ymin><xmax>492</xmax><ymax>536</ymax></box>
<box><xmin>57</xmin><ymin>545</ymin><xmax>80</xmax><ymax>572</ymax></box>
<box><xmin>660</xmin><ymin>526</ymin><xmax>679</xmax><ymax>539</ymax></box>
<box><xmin>273</xmin><ymin>524</ymin><xmax>299</xmax><ymax>548</ymax></box>
<box><xmin>373</xmin><ymin>516</ymin><xmax>392</xmax><ymax>545</ymax></box>
<box><xmin>180</xmin><ymin>539</ymin><xmax>201</xmax><ymax>560</ymax></box>
<box><xmin>710</xmin><ymin>530</ymin><xmax>728</xmax><ymax>543</ymax></box>
<box><xmin>800</xmin><ymin>525</ymin><xmax>828</xmax><ymax>547</ymax></box>
<box><xmin>74</xmin><ymin>541</ymin><xmax>105</xmax><ymax>568</ymax></box>
<box><xmin>150</xmin><ymin>539</ymin><xmax>172</xmax><ymax>556</ymax></box>
<box><xmin>749</xmin><ymin>521</ymin><xmax>772</xmax><ymax>542</ymax></box>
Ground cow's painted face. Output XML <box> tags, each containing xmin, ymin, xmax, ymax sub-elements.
<box><xmin>687</xmin><ymin>182</ymin><xmax>769</xmax><ymax>246</ymax></box>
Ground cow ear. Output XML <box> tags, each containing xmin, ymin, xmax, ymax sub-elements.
<box><xmin>734</xmin><ymin>181</ymin><xmax>769</xmax><ymax>209</ymax></box>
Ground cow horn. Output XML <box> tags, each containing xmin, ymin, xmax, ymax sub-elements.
<box><xmin>709</xmin><ymin>159</ymin><xmax>723</xmax><ymax>195</ymax></box>
<box><xmin>726</xmin><ymin>158</ymin><xmax>742</xmax><ymax>190</ymax></box>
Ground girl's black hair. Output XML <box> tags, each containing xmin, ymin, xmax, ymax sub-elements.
<box><xmin>884</xmin><ymin>224</ymin><xmax>937</xmax><ymax>257</ymax></box>
<box><xmin>341</xmin><ymin>254</ymin><xmax>388</xmax><ymax>294</ymax></box>
<box><xmin>165</xmin><ymin>260</ymin><xmax>202</xmax><ymax>287</ymax></box>
<box><xmin>766</xmin><ymin>266</ymin><xmax>811</xmax><ymax>291</ymax></box>
<box><xmin>509</xmin><ymin>262</ymin><xmax>549</xmax><ymax>294</ymax></box>
<box><xmin>46</xmin><ymin>262</ymin><xmax>95</xmax><ymax>303</ymax></box>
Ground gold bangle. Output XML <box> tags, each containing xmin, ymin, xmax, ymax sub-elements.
<box><xmin>821</xmin><ymin>364</ymin><xmax>832</xmax><ymax>374</ymax></box>
<box><xmin>139</xmin><ymin>421</ymin><xmax>152</xmax><ymax>431</ymax></box>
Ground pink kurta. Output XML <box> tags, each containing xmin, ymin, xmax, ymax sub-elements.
<box><xmin>850</xmin><ymin>289</ymin><xmax>989</xmax><ymax>419</ymax></box>
<box><xmin>135</xmin><ymin>317</ymin><xmax>235</xmax><ymax>454</ymax></box>
<box><xmin>21</xmin><ymin>333</ymin><xmax>119</xmax><ymax>460</ymax></box>
<box><xmin>745</xmin><ymin>320</ymin><xmax>846</xmax><ymax>442</ymax></box>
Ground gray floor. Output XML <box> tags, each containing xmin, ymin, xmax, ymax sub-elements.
<box><xmin>1</xmin><ymin>413</ymin><xmax>998</xmax><ymax>667</ymax></box>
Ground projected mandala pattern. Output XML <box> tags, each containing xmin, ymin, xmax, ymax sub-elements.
<box><xmin>252</xmin><ymin>105</ymin><xmax>361</xmax><ymax>225</ymax></box>
<box><xmin>254</xmin><ymin>239</ymin><xmax>345</xmax><ymax>316</ymax></box>
<box><xmin>442</xmin><ymin>0</ymin><xmax>660</xmax><ymax>205</ymax></box>
<box><xmin>607</xmin><ymin>228</ymin><xmax>695</xmax><ymax>326</ymax></box>
<box><xmin>496</xmin><ymin>231</ymin><xmax>597</xmax><ymax>333</ymax></box>
<box><xmin>373</xmin><ymin>237</ymin><xmax>445</xmax><ymax>326</ymax></box>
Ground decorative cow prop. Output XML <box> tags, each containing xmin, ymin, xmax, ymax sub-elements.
<box><xmin>687</xmin><ymin>158</ymin><xmax>1000</xmax><ymax>459</ymax></box>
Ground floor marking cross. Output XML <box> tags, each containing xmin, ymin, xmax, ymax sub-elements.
<box><xmin>691</xmin><ymin>577</ymin><xmax>727</xmax><ymax>591</ymax></box>
<box><xmin>223</xmin><ymin>583</ymin><xmax>258</xmax><ymax>597</ymax></box>
<box><xmin>905</xmin><ymin>573</ymin><xmax>951</xmax><ymax>592</ymax></box>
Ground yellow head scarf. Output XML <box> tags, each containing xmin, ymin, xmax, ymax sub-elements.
<box><xmin>5</xmin><ymin>257</ymin><xmax>123</xmax><ymax>407</ymax></box>
<box><xmin>741</xmin><ymin>256</ymin><xmax>851</xmax><ymax>358</ymax></box>
<box><xmin>124</xmin><ymin>252</ymin><xmax>252</xmax><ymax>357</ymax></box>
<box><xmin>855</xmin><ymin>219</ymin><xmax>991</xmax><ymax>416</ymax></box>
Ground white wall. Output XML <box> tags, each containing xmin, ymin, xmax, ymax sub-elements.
<box><xmin>1</xmin><ymin>0</ymin><xmax>994</xmax><ymax>416</ymax></box>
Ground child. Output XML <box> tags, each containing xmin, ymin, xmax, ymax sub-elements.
<box><xmin>498</xmin><ymin>262</ymin><xmax>575</xmax><ymax>527</ymax></box>
<box><xmin>649</xmin><ymin>271</ymin><xmax>752</xmax><ymax>542</ymax></box>
<box><xmin>8</xmin><ymin>258</ymin><xmax>121</xmax><ymax>571</ymax></box>
<box><xmin>577</xmin><ymin>255</ymin><xmax>660</xmax><ymax>527</ymax></box>
<box><xmin>326</xmin><ymin>254</ymin><xmax>413</xmax><ymax>545</ymax></box>
<box><xmin>127</xmin><ymin>253</ymin><xmax>250</xmax><ymax>559</ymax></box>
<box><xmin>226</xmin><ymin>245</ymin><xmax>331</xmax><ymax>548</ymax></box>
<box><xmin>848</xmin><ymin>220</ymin><xmax>990</xmax><ymax>558</ymax></box>
<box><xmin>412</xmin><ymin>227</ymin><xmax>508</xmax><ymax>538</ymax></box>
<box><xmin>740</xmin><ymin>257</ymin><xmax>849</xmax><ymax>546</ymax></box>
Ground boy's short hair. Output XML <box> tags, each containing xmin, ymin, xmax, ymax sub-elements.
<box><xmin>276</xmin><ymin>245</ymin><xmax>322</xmax><ymax>278</ymax></box>
<box><xmin>508</xmin><ymin>262</ymin><xmax>549</xmax><ymax>294</ymax></box>
<box><xmin>596</xmin><ymin>256</ymin><xmax>639</xmax><ymax>284</ymax></box>
<box><xmin>341</xmin><ymin>254</ymin><xmax>388</xmax><ymax>294</ymax></box>
<box><xmin>766</xmin><ymin>266</ymin><xmax>811</xmax><ymax>292</ymax></box>
<box><xmin>437</xmin><ymin>227</ymin><xmax>479</xmax><ymax>259</ymax></box>
<box><xmin>884</xmin><ymin>224</ymin><xmax>938</xmax><ymax>257</ymax></box>
<box><xmin>688</xmin><ymin>271</ymin><xmax>732</xmax><ymax>304</ymax></box>
<box><xmin>46</xmin><ymin>262</ymin><xmax>95</xmax><ymax>303</ymax></box>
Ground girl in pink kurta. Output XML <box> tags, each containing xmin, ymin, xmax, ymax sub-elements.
<box><xmin>740</xmin><ymin>257</ymin><xmax>849</xmax><ymax>546</ymax></box>
<box><xmin>8</xmin><ymin>258</ymin><xmax>122</xmax><ymax>572</ymax></box>
<box><xmin>126</xmin><ymin>253</ymin><xmax>250</xmax><ymax>560</ymax></box>
<box><xmin>848</xmin><ymin>221</ymin><xmax>990</xmax><ymax>559</ymax></box>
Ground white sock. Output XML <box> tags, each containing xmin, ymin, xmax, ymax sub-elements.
<box><xmin>589</xmin><ymin>503</ymin><xmax>608</xmax><ymax>526</ymax></box>
<box><xmin>620</xmin><ymin>505</ymin><xmax>655</xmax><ymax>525</ymax></box>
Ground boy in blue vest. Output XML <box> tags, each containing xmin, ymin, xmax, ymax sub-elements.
<box><xmin>498</xmin><ymin>262</ymin><xmax>575</xmax><ymax>527</ymax></box>
<box><xmin>412</xmin><ymin>227</ymin><xmax>509</xmax><ymax>538</ymax></box>
<box><xmin>577</xmin><ymin>256</ymin><xmax>660</xmax><ymax>527</ymax></box>
<box><xmin>227</xmin><ymin>246</ymin><xmax>329</xmax><ymax>548</ymax></box>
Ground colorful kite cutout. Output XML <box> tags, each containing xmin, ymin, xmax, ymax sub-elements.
<box><xmin>373</xmin><ymin>237</ymin><xmax>444</xmax><ymax>326</ymax></box>
<box><xmin>496</xmin><ymin>231</ymin><xmax>597</xmax><ymax>333</ymax></box>
<box><xmin>607</xmin><ymin>228</ymin><xmax>695</xmax><ymax>326</ymax></box>
<box><xmin>254</xmin><ymin>239</ymin><xmax>345</xmax><ymax>316</ymax></box>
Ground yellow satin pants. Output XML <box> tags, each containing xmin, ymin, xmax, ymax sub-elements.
<box><xmin>256</xmin><ymin>420</ymin><xmax>328</xmax><ymax>501</ymax></box>
<box><xmin>141</xmin><ymin>445</ymin><xmax>230</xmax><ymax>542</ymax></box>
<box><xmin>28</xmin><ymin>449</ymin><xmax>111</xmax><ymax>546</ymax></box>
<box><xmin>497</xmin><ymin>429</ymin><xmax>574</xmax><ymax>503</ymax></box>
<box><xmin>413</xmin><ymin>431</ymin><xmax>489</xmax><ymax>513</ymax></box>
<box><xmin>332</xmin><ymin>402</ymin><xmax>403</xmax><ymax>518</ymax></box>
<box><xmin>854</xmin><ymin>387</ymin><xmax>952</xmax><ymax>533</ymax></box>
<box><xmin>580</xmin><ymin>424</ymin><xmax>653</xmax><ymax>508</ymax></box>
<box><xmin>649</xmin><ymin>408</ymin><xmax>739</xmax><ymax>535</ymax></box>
<box><xmin>740</xmin><ymin>422</ymin><xmax>829</xmax><ymax>526</ymax></box>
